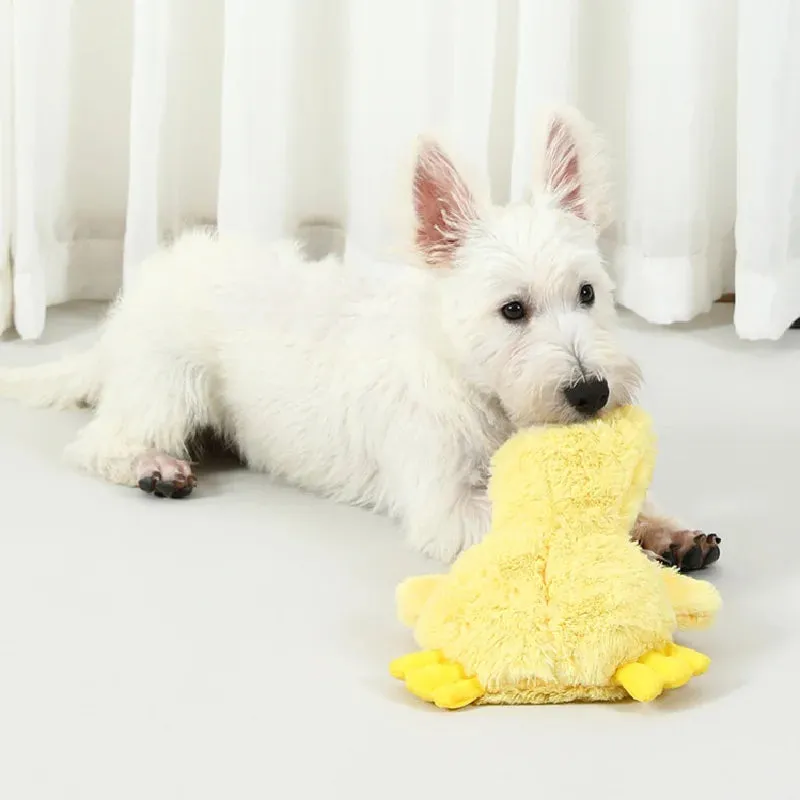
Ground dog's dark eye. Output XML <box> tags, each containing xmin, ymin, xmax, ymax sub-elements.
<box><xmin>579</xmin><ymin>283</ymin><xmax>595</xmax><ymax>307</ymax></box>
<box><xmin>500</xmin><ymin>300</ymin><xmax>528</xmax><ymax>323</ymax></box>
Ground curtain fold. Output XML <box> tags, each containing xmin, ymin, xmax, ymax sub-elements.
<box><xmin>509</xmin><ymin>0</ymin><xmax>580</xmax><ymax>203</ymax></box>
<box><xmin>344</xmin><ymin>0</ymin><xmax>498</xmax><ymax>264</ymax></box>
<box><xmin>217</xmin><ymin>0</ymin><xmax>294</xmax><ymax>241</ymax></box>
<box><xmin>734</xmin><ymin>0</ymin><xmax>800</xmax><ymax>340</ymax></box>
<box><xmin>344</xmin><ymin>0</ymin><xmax>432</xmax><ymax>262</ymax></box>
<box><xmin>0</xmin><ymin>0</ymin><xmax>798</xmax><ymax>341</ymax></box>
<box><xmin>611</xmin><ymin>0</ymin><xmax>735</xmax><ymax>325</ymax></box>
<box><xmin>124</xmin><ymin>0</ymin><xmax>223</xmax><ymax>280</ymax></box>
<box><xmin>0</xmin><ymin>0</ymin><xmax>13</xmax><ymax>335</ymax></box>
<box><xmin>123</xmin><ymin>0</ymin><xmax>173</xmax><ymax>280</ymax></box>
<box><xmin>11</xmin><ymin>0</ymin><xmax>72</xmax><ymax>340</ymax></box>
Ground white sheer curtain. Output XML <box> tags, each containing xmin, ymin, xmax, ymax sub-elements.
<box><xmin>734</xmin><ymin>0</ymin><xmax>800</xmax><ymax>339</ymax></box>
<box><xmin>0</xmin><ymin>0</ymin><xmax>798</xmax><ymax>341</ymax></box>
<box><xmin>0</xmin><ymin>0</ymin><xmax>12</xmax><ymax>335</ymax></box>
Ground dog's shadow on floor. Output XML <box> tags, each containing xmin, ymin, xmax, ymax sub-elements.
<box><xmin>186</xmin><ymin>430</ymin><xmax>254</xmax><ymax>491</ymax></box>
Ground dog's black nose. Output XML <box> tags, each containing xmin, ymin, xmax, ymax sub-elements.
<box><xmin>563</xmin><ymin>377</ymin><xmax>610</xmax><ymax>416</ymax></box>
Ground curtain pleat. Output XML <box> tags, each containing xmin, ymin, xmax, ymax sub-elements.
<box><xmin>11</xmin><ymin>0</ymin><xmax>72</xmax><ymax>340</ymax></box>
<box><xmin>426</xmin><ymin>0</ymin><xmax>497</xmax><ymax>174</ymax></box>
<box><xmin>734</xmin><ymin>0</ymin><xmax>800</xmax><ymax>340</ymax></box>
<box><xmin>343</xmin><ymin>0</ymin><xmax>431</xmax><ymax>262</ymax></box>
<box><xmin>217</xmin><ymin>0</ymin><xmax>295</xmax><ymax>241</ymax></box>
<box><xmin>612</xmin><ymin>0</ymin><xmax>732</xmax><ymax>325</ymax></box>
<box><xmin>0</xmin><ymin>0</ymin><xmax>13</xmax><ymax>334</ymax></box>
<box><xmin>122</xmin><ymin>0</ymin><xmax>173</xmax><ymax>281</ymax></box>
<box><xmin>509</xmin><ymin>0</ymin><xmax>580</xmax><ymax>202</ymax></box>
<box><xmin>344</xmin><ymin>0</ymin><xmax>499</xmax><ymax>263</ymax></box>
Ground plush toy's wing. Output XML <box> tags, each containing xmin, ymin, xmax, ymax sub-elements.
<box><xmin>661</xmin><ymin>569</ymin><xmax>721</xmax><ymax>629</ymax></box>
<box><xmin>396</xmin><ymin>575</ymin><xmax>446</xmax><ymax>628</ymax></box>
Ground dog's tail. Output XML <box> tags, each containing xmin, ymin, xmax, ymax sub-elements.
<box><xmin>0</xmin><ymin>350</ymin><xmax>101</xmax><ymax>409</ymax></box>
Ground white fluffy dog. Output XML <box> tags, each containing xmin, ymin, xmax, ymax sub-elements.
<box><xmin>0</xmin><ymin>107</ymin><xmax>720</xmax><ymax>570</ymax></box>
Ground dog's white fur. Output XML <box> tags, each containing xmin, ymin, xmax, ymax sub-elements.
<box><xmin>0</xmin><ymin>108</ymin><xmax>646</xmax><ymax>562</ymax></box>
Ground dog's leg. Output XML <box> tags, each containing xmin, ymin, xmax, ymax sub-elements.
<box><xmin>403</xmin><ymin>481</ymin><xmax>492</xmax><ymax>563</ymax></box>
<box><xmin>632</xmin><ymin>500</ymin><xmax>721</xmax><ymax>572</ymax></box>
<box><xmin>64</xmin><ymin>358</ymin><xmax>212</xmax><ymax>496</ymax></box>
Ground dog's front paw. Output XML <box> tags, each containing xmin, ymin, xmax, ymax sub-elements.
<box><xmin>408</xmin><ymin>523</ymin><xmax>483</xmax><ymax>563</ymax></box>
<box><xmin>407</xmin><ymin>495</ymin><xmax>490</xmax><ymax>563</ymax></box>
<box><xmin>136</xmin><ymin>451</ymin><xmax>197</xmax><ymax>499</ymax></box>
<box><xmin>637</xmin><ymin>523</ymin><xmax>721</xmax><ymax>572</ymax></box>
<box><xmin>658</xmin><ymin>530</ymin><xmax>721</xmax><ymax>571</ymax></box>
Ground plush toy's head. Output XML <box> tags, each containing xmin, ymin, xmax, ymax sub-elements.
<box><xmin>488</xmin><ymin>404</ymin><xmax>656</xmax><ymax>537</ymax></box>
<box><xmin>391</xmin><ymin>406</ymin><xmax>721</xmax><ymax>709</ymax></box>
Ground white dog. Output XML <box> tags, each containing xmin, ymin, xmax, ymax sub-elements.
<box><xmin>0</xmin><ymin>107</ymin><xmax>719</xmax><ymax>570</ymax></box>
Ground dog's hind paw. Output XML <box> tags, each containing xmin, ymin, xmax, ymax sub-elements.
<box><xmin>136</xmin><ymin>451</ymin><xmax>197</xmax><ymax>499</ymax></box>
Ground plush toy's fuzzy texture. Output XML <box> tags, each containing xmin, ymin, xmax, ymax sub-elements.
<box><xmin>390</xmin><ymin>406</ymin><xmax>721</xmax><ymax>708</ymax></box>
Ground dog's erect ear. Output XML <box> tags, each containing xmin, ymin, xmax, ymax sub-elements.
<box><xmin>413</xmin><ymin>138</ymin><xmax>480</xmax><ymax>266</ymax></box>
<box><xmin>532</xmin><ymin>107</ymin><xmax>612</xmax><ymax>231</ymax></box>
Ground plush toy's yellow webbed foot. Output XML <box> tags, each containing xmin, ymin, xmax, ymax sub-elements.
<box><xmin>432</xmin><ymin>677</ymin><xmax>485</xmax><ymax>709</ymax></box>
<box><xmin>666</xmin><ymin>642</ymin><xmax>711</xmax><ymax>675</ymax></box>
<box><xmin>614</xmin><ymin>644</ymin><xmax>711</xmax><ymax>702</ymax></box>
<box><xmin>639</xmin><ymin>651</ymin><xmax>693</xmax><ymax>688</ymax></box>
<box><xmin>614</xmin><ymin>662</ymin><xmax>664</xmax><ymax>702</ymax></box>
<box><xmin>390</xmin><ymin>651</ymin><xmax>484</xmax><ymax>709</ymax></box>
<box><xmin>389</xmin><ymin>649</ymin><xmax>444</xmax><ymax>679</ymax></box>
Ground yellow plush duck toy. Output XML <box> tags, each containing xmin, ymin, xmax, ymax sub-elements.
<box><xmin>390</xmin><ymin>406</ymin><xmax>721</xmax><ymax>709</ymax></box>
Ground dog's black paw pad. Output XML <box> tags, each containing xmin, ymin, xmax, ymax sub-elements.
<box><xmin>638</xmin><ymin>525</ymin><xmax>722</xmax><ymax>572</ymax></box>
<box><xmin>139</xmin><ymin>475</ymin><xmax>194</xmax><ymax>498</ymax></box>
<box><xmin>138</xmin><ymin>472</ymin><xmax>161</xmax><ymax>494</ymax></box>
<box><xmin>149</xmin><ymin>477</ymin><xmax>195</xmax><ymax>499</ymax></box>
<box><xmin>678</xmin><ymin>544</ymin><xmax>704</xmax><ymax>572</ymax></box>
<box><xmin>660</xmin><ymin>547</ymin><xmax>677</xmax><ymax>567</ymax></box>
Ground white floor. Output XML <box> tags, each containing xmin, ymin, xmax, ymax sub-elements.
<box><xmin>1</xmin><ymin>302</ymin><xmax>798</xmax><ymax>799</ymax></box>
